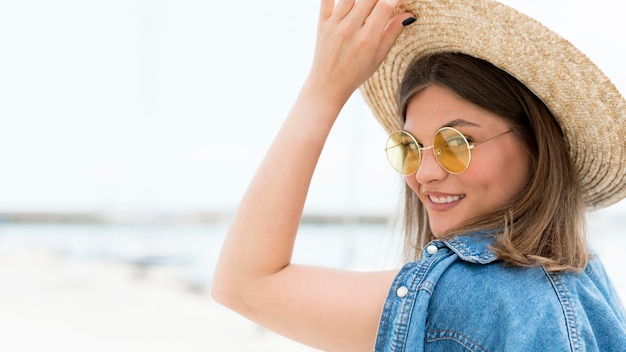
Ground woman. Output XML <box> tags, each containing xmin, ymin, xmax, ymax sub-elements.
<box><xmin>212</xmin><ymin>0</ymin><xmax>626</xmax><ymax>351</ymax></box>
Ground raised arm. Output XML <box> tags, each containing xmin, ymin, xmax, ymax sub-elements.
<box><xmin>211</xmin><ymin>1</ymin><xmax>414</xmax><ymax>350</ymax></box>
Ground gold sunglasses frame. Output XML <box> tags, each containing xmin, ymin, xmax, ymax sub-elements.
<box><xmin>385</xmin><ymin>127</ymin><xmax>512</xmax><ymax>175</ymax></box>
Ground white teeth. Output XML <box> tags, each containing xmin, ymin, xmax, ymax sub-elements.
<box><xmin>430</xmin><ymin>195</ymin><xmax>463</xmax><ymax>204</ymax></box>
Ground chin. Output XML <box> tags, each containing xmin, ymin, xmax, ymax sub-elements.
<box><xmin>429</xmin><ymin>219</ymin><xmax>462</xmax><ymax>238</ymax></box>
<box><xmin>429</xmin><ymin>225</ymin><xmax>447</xmax><ymax>239</ymax></box>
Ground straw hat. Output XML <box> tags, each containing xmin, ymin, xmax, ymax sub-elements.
<box><xmin>360</xmin><ymin>0</ymin><xmax>626</xmax><ymax>210</ymax></box>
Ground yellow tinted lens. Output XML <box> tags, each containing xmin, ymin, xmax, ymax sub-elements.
<box><xmin>434</xmin><ymin>128</ymin><xmax>470</xmax><ymax>173</ymax></box>
<box><xmin>386</xmin><ymin>131</ymin><xmax>421</xmax><ymax>175</ymax></box>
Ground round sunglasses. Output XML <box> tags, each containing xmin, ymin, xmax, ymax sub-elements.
<box><xmin>385</xmin><ymin>127</ymin><xmax>512</xmax><ymax>175</ymax></box>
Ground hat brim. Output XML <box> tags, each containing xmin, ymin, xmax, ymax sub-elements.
<box><xmin>360</xmin><ymin>0</ymin><xmax>626</xmax><ymax>210</ymax></box>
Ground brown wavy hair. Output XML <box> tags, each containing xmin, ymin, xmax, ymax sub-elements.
<box><xmin>397</xmin><ymin>52</ymin><xmax>587</xmax><ymax>272</ymax></box>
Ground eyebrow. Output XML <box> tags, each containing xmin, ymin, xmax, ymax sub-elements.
<box><xmin>443</xmin><ymin>119</ymin><xmax>482</xmax><ymax>128</ymax></box>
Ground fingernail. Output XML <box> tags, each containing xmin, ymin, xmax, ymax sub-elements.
<box><xmin>402</xmin><ymin>17</ymin><xmax>417</xmax><ymax>27</ymax></box>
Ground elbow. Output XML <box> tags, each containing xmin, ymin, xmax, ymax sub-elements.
<box><xmin>210</xmin><ymin>266</ymin><xmax>251</xmax><ymax>312</ymax></box>
<box><xmin>209</xmin><ymin>276</ymin><xmax>224</xmax><ymax>304</ymax></box>
<box><xmin>210</xmin><ymin>269</ymin><xmax>235</xmax><ymax>307</ymax></box>
<box><xmin>210</xmin><ymin>275</ymin><xmax>262</xmax><ymax>322</ymax></box>
<box><xmin>211</xmin><ymin>256</ymin><xmax>284</xmax><ymax>313</ymax></box>
<box><xmin>211</xmin><ymin>265</ymin><xmax>277</xmax><ymax>320</ymax></box>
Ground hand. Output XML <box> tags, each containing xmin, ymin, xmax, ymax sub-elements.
<box><xmin>307</xmin><ymin>0</ymin><xmax>415</xmax><ymax>104</ymax></box>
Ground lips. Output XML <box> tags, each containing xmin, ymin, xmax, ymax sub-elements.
<box><xmin>429</xmin><ymin>194</ymin><xmax>465</xmax><ymax>204</ymax></box>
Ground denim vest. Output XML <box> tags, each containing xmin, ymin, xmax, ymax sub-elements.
<box><xmin>375</xmin><ymin>234</ymin><xmax>626</xmax><ymax>351</ymax></box>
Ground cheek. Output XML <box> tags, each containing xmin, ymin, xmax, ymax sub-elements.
<box><xmin>405</xmin><ymin>176</ymin><xmax>423</xmax><ymax>199</ymax></box>
<box><xmin>499</xmin><ymin>141</ymin><xmax>531</xmax><ymax>192</ymax></box>
<box><xmin>502</xmin><ymin>156</ymin><xmax>531</xmax><ymax>197</ymax></box>
<box><xmin>405</xmin><ymin>176</ymin><xmax>419</xmax><ymax>192</ymax></box>
<box><xmin>468</xmin><ymin>143</ymin><xmax>530</xmax><ymax>199</ymax></box>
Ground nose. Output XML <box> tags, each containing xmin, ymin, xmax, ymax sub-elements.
<box><xmin>415</xmin><ymin>147</ymin><xmax>448</xmax><ymax>184</ymax></box>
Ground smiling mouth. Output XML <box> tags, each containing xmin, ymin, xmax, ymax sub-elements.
<box><xmin>429</xmin><ymin>195</ymin><xmax>465</xmax><ymax>204</ymax></box>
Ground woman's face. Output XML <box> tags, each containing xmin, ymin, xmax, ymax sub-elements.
<box><xmin>404</xmin><ymin>85</ymin><xmax>530</xmax><ymax>237</ymax></box>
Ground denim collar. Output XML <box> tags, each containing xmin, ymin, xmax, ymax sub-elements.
<box><xmin>441</xmin><ymin>233</ymin><xmax>499</xmax><ymax>264</ymax></box>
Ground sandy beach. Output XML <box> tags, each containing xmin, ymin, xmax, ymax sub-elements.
<box><xmin>0</xmin><ymin>249</ymin><xmax>318</xmax><ymax>352</ymax></box>
<box><xmin>0</xmin><ymin>212</ymin><xmax>623</xmax><ymax>352</ymax></box>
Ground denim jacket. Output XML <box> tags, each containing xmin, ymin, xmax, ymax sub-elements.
<box><xmin>375</xmin><ymin>234</ymin><xmax>626</xmax><ymax>351</ymax></box>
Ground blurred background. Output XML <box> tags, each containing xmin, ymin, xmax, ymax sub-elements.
<box><xmin>0</xmin><ymin>1</ymin><xmax>624</xmax><ymax>351</ymax></box>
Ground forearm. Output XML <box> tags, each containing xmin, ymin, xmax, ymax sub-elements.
<box><xmin>212</xmin><ymin>80</ymin><xmax>347</xmax><ymax>291</ymax></box>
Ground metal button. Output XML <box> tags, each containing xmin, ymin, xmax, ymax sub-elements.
<box><xmin>396</xmin><ymin>286</ymin><xmax>409</xmax><ymax>298</ymax></box>
<box><xmin>426</xmin><ymin>244</ymin><xmax>439</xmax><ymax>255</ymax></box>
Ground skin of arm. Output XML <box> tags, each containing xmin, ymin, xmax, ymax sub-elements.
<box><xmin>211</xmin><ymin>1</ymin><xmax>414</xmax><ymax>350</ymax></box>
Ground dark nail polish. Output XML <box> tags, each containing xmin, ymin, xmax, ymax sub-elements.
<box><xmin>402</xmin><ymin>17</ymin><xmax>417</xmax><ymax>27</ymax></box>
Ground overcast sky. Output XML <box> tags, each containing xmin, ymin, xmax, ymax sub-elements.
<box><xmin>0</xmin><ymin>0</ymin><xmax>624</xmax><ymax>217</ymax></box>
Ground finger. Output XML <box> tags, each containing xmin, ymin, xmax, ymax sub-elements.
<box><xmin>378</xmin><ymin>11</ymin><xmax>416</xmax><ymax>59</ymax></box>
<box><xmin>319</xmin><ymin>0</ymin><xmax>335</xmax><ymax>21</ymax></box>
<box><xmin>331</xmin><ymin>0</ymin><xmax>356</xmax><ymax>21</ymax></box>
<box><xmin>346</xmin><ymin>0</ymin><xmax>378</xmax><ymax>25</ymax></box>
<box><xmin>362</xmin><ymin>0</ymin><xmax>399</xmax><ymax>33</ymax></box>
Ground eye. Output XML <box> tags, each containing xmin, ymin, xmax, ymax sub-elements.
<box><xmin>406</xmin><ymin>141</ymin><xmax>421</xmax><ymax>152</ymax></box>
<box><xmin>399</xmin><ymin>135</ymin><xmax>421</xmax><ymax>150</ymax></box>
<box><xmin>445</xmin><ymin>134</ymin><xmax>468</xmax><ymax>147</ymax></box>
